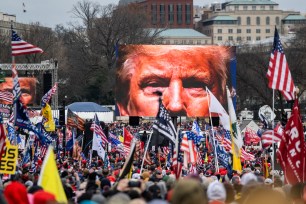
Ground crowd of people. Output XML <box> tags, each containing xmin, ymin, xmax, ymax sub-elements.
<box><xmin>1</xmin><ymin>157</ymin><xmax>306</xmax><ymax>204</ymax></box>
<box><xmin>0</xmin><ymin>121</ymin><xmax>305</xmax><ymax>204</ymax></box>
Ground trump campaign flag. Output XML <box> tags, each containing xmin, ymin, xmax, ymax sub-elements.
<box><xmin>244</xmin><ymin>127</ymin><xmax>261</xmax><ymax>145</ymax></box>
<box><xmin>277</xmin><ymin>100</ymin><xmax>306</xmax><ymax>184</ymax></box>
<box><xmin>267</xmin><ymin>27</ymin><xmax>295</xmax><ymax>100</ymax></box>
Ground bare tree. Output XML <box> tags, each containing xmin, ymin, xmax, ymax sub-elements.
<box><xmin>236</xmin><ymin>25</ymin><xmax>306</xmax><ymax>116</ymax></box>
<box><xmin>59</xmin><ymin>1</ymin><xmax>165</xmax><ymax>104</ymax></box>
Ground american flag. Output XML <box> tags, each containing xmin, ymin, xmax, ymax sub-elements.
<box><xmin>267</xmin><ymin>27</ymin><xmax>295</xmax><ymax>100</ymax></box>
<box><xmin>0</xmin><ymin>124</ymin><xmax>7</xmax><ymax>161</ymax></box>
<box><xmin>123</xmin><ymin>127</ymin><xmax>134</xmax><ymax>156</ymax></box>
<box><xmin>241</xmin><ymin>148</ymin><xmax>255</xmax><ymax>161</ymax></box>
<box><xmin>39</xmin><ymin>143</ymin><xmax>48</xmax><ymax>158</ymax></box>
<box><xmin>12</xmin><ymin>30</ymin><xmax>43</xmax><ymax>56</ymax></box>
<box><xmin>173</xmin><ymin>131</ymin><xmax>183</xmax><ymax>179</ymax></box>
<box><xmin>152</xmin><ymin>98</ymin><xmax>176</xmax><ymax>144</ymax></box>
<box><xmin>215</xmin><ymin>129</ymin><xmax>232</xmax><ymax>151</ymax></box>
<box><xmin>144</xmin><ymin>150</ymin><xmax>153</xmax><ymax>165</ymax></box>
<box><xmin>186</xmin><ymin>132</ymin><xmax>197</xmax><ymax>163</ymax></box>
<box><xmin>0</xmin><ymin>91</ymin><xmax>13</xmax><ymax>104</ymax></box>
<box><xmin>90</xmin><ymin>114</ymin><xmax>108</xmax><ymax>148</ymax></box>
<box><xmin>216</xmin><ymin>128</ymin><xmax>255</xmax><ymax>161</ymax></box>
<box><xmin>261</xmin><ymin>129</ymin><xmax>282</xmax><ymax>149</ymax></box>
<box><xmin>192</xmin><ymin>120</ymin><xmax>203</xmax><ymax>144</ymax></box>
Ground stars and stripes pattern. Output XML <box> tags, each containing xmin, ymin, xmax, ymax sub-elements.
<box><xmin>241</xmin><ymin>148</ymin><xmax>255</xmax><ymax>161</ymax></box>
<box><xmin>261</xmin><ymin>129</ymin><xmax>283</xmax><ymax>149</ymax></box>
<box><xmin>12</xmin><ymin>30</ymin><xmax>43</xmax><ymax>56</ymax></box>
<box><xmin>90</xmin><ymin>114</ymin><xmax>108</xmax><ymax>148</ymax></box>
<box><xmin>39</xmin><ymin>144</ymin><xmax>48</xmax><ymax>158</ymax></box>
<box><xmin>0</xmin><ymin>91</ymin><xmax>13</xmax><ymax>104</ymax></box>
<box><xmin>152</xmin><ymin>98</ymin><xmax>176</xmax><ymax>144</ymax></box>
<box><xmin>109</xmin><ymin>132</ymin><xmax>121</xmax><ymax>146</ymax></box>
<box><xmin>67</xmin><ymin>109</ymin><xmax>85</xmax><ymax>131</ymax></box>
<box><xmin>192</xmin><ymin>120</ymin><xmax>203</xmax><ymax>144</ymax></box>
<box><xmin>144</xmin><ymin>150</ymin><xmax>153</xmax><ymax>165</ymax></box>
<box><xmin>214</xmin><ymin>128</ymin><xmax>255</xmax><ymax>161</ymax></box>
<box><xmin>267</xmin><ymin>27</ymin><xmax>295</xmax><ymax>100</ymax></box>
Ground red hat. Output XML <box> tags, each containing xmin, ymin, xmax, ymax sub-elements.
<box><xmin>4</xmin><ymin>181</ymin><xmax>29</xmax><ymax>204</ymax></box>
<box><xmin>107</xmin><ymin>175</ymin><xmax>116</xmax><ymax>182</ymax></box>
<box><xmin>33</xmin><ymin>190</ymin><xmax>56</xmax><ymax>204</ymax></box>
<box><xmin>37</xmin><ymin>159</ymin><xmax>42</xmax><ymax>166</ymax></box>
<box><xmin>114</xmin><ymin>170</ymin><xmax>120</xmax><ymax>177</ymax></box>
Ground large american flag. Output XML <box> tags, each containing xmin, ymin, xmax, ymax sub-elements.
<box><xmin>90</xmin><ymin>114</ymin><xmax>108</xmax><ymax>148</ymax></box>
<box><xmin>0</xmin><ymin>91</ymin><xmax>13</xmax><ymax>104</ymax></box>
<box><xmin>152</xmin><ymin>98</ymin><xmax>176</xmax><ymax>144</ymax></box>
<box><xmin>267</xmin><ymin>27</ymin><xmax>295</xmax><ymax>100</ymax></box>
<box><xmin>261</xmin><ymin>129</ymin><xmax>283</xmax><ymax>149</ymax></box>
<box><xmin>12</xmin><ymin>30</ymin><xmax>43</xmax><ymax>56</ymax></box>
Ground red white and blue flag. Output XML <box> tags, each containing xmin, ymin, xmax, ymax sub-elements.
<box><xmin>267</xmin><ymin>27</ymin><xmax>295</xmax><ymax>100</ymax></box>
<box><xmin>90</xmin><ymin>114</ymin><xmax>108</xmax><ymax>148</ymax></box>
<box><xmin>12</xmin><ymin>30</ymin><xmax>43</xmax><ymax>56</ymax></box>
<box><xmin>0</xmin><ymin>91</ymin><xmax>13</xmax><ymax>104</ymax></box>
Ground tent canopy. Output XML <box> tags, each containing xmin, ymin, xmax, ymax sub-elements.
<box><xmin>67</xmin><ymin>102</ymin><xmax>111</xmax><ymax>112</ymax></box>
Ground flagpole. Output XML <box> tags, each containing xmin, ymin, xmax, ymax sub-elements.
<box><xmin>140</xmin><ymin>131</ymin><xmax>153</xmax><ymax>174</ymax></box>
<box><xmin>272</xmin><ymin>89</ymin><xmax>275</xmax><ymax>183</ymax></box>
<box><xmin>206</xmin><ymin>87</ymin><xmax>219</xmax><ymax>173</ymax></box>
<box><xmin>12</xmin><ymin>58</ymin><xmax>18</xmax><ymax>146</ymax></box>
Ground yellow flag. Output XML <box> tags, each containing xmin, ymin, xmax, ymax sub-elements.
<box><xmin>42</xmin><ymin>103</ymin><xmax>55</xmax><ymax>132</ymax></box>
<box><xmin>204</xmin><ymin>152</ymin><xmax>208</xmax><ymax>163</ymax></box>
<box><xmin>119</xmin><ymin>135</ymin><xmax>124</xmax><ymax>143</ymax></box>
<box><xmin>38</xmin><ymin>146</ymin><xmax>67</xmax><ymax>203</ymax></box>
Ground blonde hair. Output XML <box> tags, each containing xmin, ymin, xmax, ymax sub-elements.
<box><xmin>115</xmin><ymin>45</ymin><xmax>231</xmax><ymax>107</ymax></box>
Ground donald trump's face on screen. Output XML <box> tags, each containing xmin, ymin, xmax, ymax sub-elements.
<box><xmin>116</xmin><ymin>45</ymin><xmax>231</xmax><ymax>117</ymax></box>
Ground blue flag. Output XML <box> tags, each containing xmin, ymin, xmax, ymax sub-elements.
<box><xmin>216</xmin><ymin>144</ymin><xmax>229</xmax><ymax>168</ymax></box>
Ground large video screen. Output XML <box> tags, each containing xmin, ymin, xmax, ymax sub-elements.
<box><xmin>115</xmin><ymin>45</ymin><xmax>235</xmax><ymax>117</ymax></box>
<box><xmin>0</xmin><ymin>77</ymin><xmax>36</xmax><ymax>105</ymax></box>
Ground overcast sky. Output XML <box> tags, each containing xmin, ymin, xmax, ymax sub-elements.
<box><xmin>1</xmin><ymin>0</ymin><xmax>305</xmax><ymax>28</ymax></box>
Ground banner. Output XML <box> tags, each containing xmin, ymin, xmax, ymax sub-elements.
<box><xmin>277</xmin><ymin>100</ymin><xmax>306</xmax><ymax>184</ymax></box>
<box><xmin>0</xmin><ymin>104</ymin><xmax>11</xmax><ymax>118</ymax></box>
<box><xmin>244</xmin><ymin>128</ymin><xmax>261</xmax><ymax>145</ymax></box>
<box><xmin>0</xmin><ymin>140</ymin><xmax>18</xmax><ymax>174</ymax></box>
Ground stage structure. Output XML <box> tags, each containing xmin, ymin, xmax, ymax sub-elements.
<box><xmin>0</xmin><ymin>59</ymin><xmax>58</xmax><ymax>115</ymax></box>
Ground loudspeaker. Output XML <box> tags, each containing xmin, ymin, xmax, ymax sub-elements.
<box><xmin>43</xmin><ymin>73</ymin><xmax>52</xmax><ymax>95</ymax></box>
<box><xmin>129</xmin><ymin>116</ymin><xmax>140</xmax><ymax>126</ymax></box>
<box><xmin>211</xmin><ymin>117</ymin><xmax>219</xmax><ymax>127</ymax></box>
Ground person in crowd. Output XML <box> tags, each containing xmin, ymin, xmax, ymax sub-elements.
<box><xmin>171</xmin><ymin>178</ymin><xmax>206</xmax><ymax>204</ymax></box>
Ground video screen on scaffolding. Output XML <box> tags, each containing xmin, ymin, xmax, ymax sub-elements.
<box><xmin>115</xmin><ymin>45</ymin><xmax>236</xmax><ymax>117</ymax></box>
<box><xmin>0</xmin><ymin>77</ymin><xmax>36</xmax><ymax>105</ymax></box>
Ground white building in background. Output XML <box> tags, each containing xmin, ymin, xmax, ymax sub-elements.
<box><xmin>197</xmin><ymin>0</ymin><xmax>306</xmax><ymax>45</ymax></box>
<box><xmin>157</xmin><ymin>28</ymin><xmax>212</xmax><ymax>45</ymax></box>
